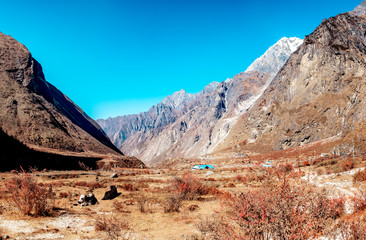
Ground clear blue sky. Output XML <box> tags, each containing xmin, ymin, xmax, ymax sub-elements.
<box><xmin>0</xmin><ymin>0</ymin><xmax>361</xmax><ymax>119</ymax></box>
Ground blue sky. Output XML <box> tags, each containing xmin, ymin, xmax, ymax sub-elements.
<box><xmin>0</xmin><ymin>0</ymin><xmax>361</xmax><ymax>119</ymax></box>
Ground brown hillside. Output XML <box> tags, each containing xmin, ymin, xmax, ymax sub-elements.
<box><xmin>216</xmin><ymin>13</ymin><xmax>366</xmax><ymax>157</ymax></box>
<box><xmin>0</xmin><ymin>32</ymin><xmax>121</xmax><ymax>156</ymax></box>
<box><xmin>0</xmin><ymin>32</ymin><xmax>147</xmax><ymax>170</ymax></box>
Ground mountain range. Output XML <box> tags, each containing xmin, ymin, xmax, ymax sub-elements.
<box><xmin>97</xmin><ymin>37</ymin><xmax>303</xmax><ymax>166</ymax></box>
<box><xmin>2</xmin><ymin>1</ymin><xmax>366</xmax><ymax>170</ymax></box>
<box><xmin>99</xmin><ymin>1</ymin><xmax>366</xmax><ymax>167</ymax></box>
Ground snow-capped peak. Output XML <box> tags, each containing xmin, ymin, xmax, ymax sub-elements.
<box><xmin>161</xmin><ymin>89</ymin><xmax>193</xmax><ymax>109</ymax></box>
<box><xmin>245</xmin><ymin>37</ymin><xmax>303</xmax><ymax>75</ymax></box>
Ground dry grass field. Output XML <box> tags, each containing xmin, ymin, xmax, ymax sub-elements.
<box><xmin>1</xmin><ymin>153</ymin><xmax>366</xmax><ymax>239</ymax></box>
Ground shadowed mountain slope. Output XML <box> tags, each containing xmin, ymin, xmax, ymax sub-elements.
<box><xmin>0</xmin><ymin>127</ymin><xmax>102</xmax><ymax>171</ymax></box>
<box><xmin>0</xmin><ymin>32</ymin><xmax>121</xmax><ymax>155</ymax></box>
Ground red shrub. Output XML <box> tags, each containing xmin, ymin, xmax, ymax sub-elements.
<box><xmin>342</xmin><ymin>160</ymin><xmax>354</xmax><ymax>171</ymax></box>
<box><xmin>236</xmin><ymin>175</ymin><xmax>244</xmax><ymax>182</ymax></box>
<box><xmin>113</xmin><ymin>201</ymin><xmax>130</xmax><ymax>213</ymax></box>
<box><xmin>351</xmin><ymin>190</ymin><xmax>366</xmax><ymax>213</ymax></box>
<box><xmin>58</xmin><ymin>192</ymin><xmax>69</xmax><ymax>198</ymax></box>
<box><xmin>188</xmin><ymin>204</ymin><xmax>199</xmax><ymax>211</ymax></box>
<box><xmin>5</xmin><ymin>172</ymin><xmax>54</xmax><ymax>216</ymax></box>
<box><xmin>333</xmin><ymin>216</ymin><xmax>366</xmax><ymax>239</ymax></box>
<box><xmin>163</xmin><ymin>194</ymin><xmax>182</xmax><ymax>213</ymax></box>
<box><xmin>95</xmin><ymin>215</ymin><xmax>129</xmax><ymax>239</ymax></box>
<box><xmin>120</xmin><ymin>183</ymin><xmax>139</xmax><ymax>191</ymax></box>
<box><xmin>171</xmin><ymin>173</ymin><xmax>209</xmax><ymax>200</ymax></box>
<box><xmin>226</xmin><ymin>182</ymin><xmax>236</xmax><ymax>188</ymax></box>
<box><xmin>280</xmin><ymin>163</ymin><xmax>294</xmax><ymax>173</ymax></box>
<box><xmin>353</xmin><ymin>169</ymin><xmax>366</xmax><ymax>183</ymax></box>
<box><xmin>206</xmin><ymin>178</ymin><xmax>216</xmax><ymax>182</ymax></box>
<box><xmin>202</xmin><ymin>174</ymin><xmax>345</xmax><ymax>239</ymax></box>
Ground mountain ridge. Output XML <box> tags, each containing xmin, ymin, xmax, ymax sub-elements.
<box><xmin>0</xmin><ymin>32</ymin><xmax>146</xmax><ymax>170</ymax></box>
<box><xmin>246</xmin><ymin>37</ymin><xmax>303</xmax><ymax>76</ymax></box>
<box><xmin>351</xmin><ymin>0</ymin><xmax>366</xmax><ymax>16</ymax></box>
<box><xmin>216</xmin><ymin>12</ymin><xmax>366</xmax><ymax>157</ymax></box>
<box><xmin>99</xmin><ymin>37</ymin><xmax>303</xmax><ymax>165</ymax></box>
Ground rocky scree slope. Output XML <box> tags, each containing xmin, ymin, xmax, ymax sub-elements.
<box><xmin>217</xmin><ymin>13</ymin><xmax>366</xmax><ymax>156</ymax></box>
<box><xmin>0</xmin><ymin>32</ymin><xmax>122</xmax><ymax>157</ymax></box>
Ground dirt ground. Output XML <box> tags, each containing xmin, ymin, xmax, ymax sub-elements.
<box><xmin>0</xmin><ymin>154</ymin><xmax>365</xmax><ymax>239</ymax></box>
<box><xmin>0</xmin><ymin>167</ymin><xmax>236</xmax><ymax>240</ymax></box>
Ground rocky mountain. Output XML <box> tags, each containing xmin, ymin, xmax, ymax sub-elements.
<box><xmin>0</xmin><ymin>32</ymin><xmax>145</xmax><ymax>169</ymax></box>
<box><xmin>217</xmin><ymin>12</ymin><xmax>366</xmax><ymax>156</ymax></box>
<box><xmin>160</xmin><ymin>89</ymin><xmax>194</xmax><ymax>110</ymax></box>
<box><xmin>351</xmin><ymin>0</ymin><xmax>366</xmax><ymax>16</ymax></box>
<box><xmin>97</xmin><ymin>104</ymin><xmax>180</xmax><ymax>149</ymax></box>
<box><xmin>246</xmin><ymin>37</ymin><xmax>303</xmax><ymax>77</ymax></box>
<box><xmin>125</xmin><ymin>71</ymin><xmax>269</xmax><ymax>165</ymax></box>
<box><xmin>97</xmin><ymin>81</ymin><xmax>219</xmax><ymax>149</ymax></box>
<box><xmin>99</xmin><ymin>37</ymin><xmax>302</xmax><ymax>165</ymax></box>
<box><xmin>160</xmin><ymin>82</ymin><xmax>221</xmax><ymax>110</ymax></box>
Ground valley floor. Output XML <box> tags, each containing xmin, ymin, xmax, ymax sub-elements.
<box><xmin>0</xmin><ymin>153</ymin><xmax>366</xmax><ymax>239</ymax></box>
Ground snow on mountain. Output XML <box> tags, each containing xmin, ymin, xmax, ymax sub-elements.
<box><xmin>160</xmin><ymin>81</ymin><xmax>219</xmax><ymax>110</ymax></box>
<box><xmin>160</xmin><ymin>89</ymin><xmax>194</xmax><ymax>109</ymax></box>
<box><xmin>245</xmin><ymin>37</ymin><xmax>303</xmax><ymax>76</ymax></box>
<box><xmin>351</xmin><ymin>0</ymin><xmax>366</xmax><ymax>16</ymax></box>
<box><xmin>99</xmin><ymin>36</ymin><xmax>305</xmax><ymax>165</ymax></box>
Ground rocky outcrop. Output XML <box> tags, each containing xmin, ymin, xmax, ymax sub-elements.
<box><xmin>0</xmin><ymin>32</ymin><xmax>122</xmax><ymax>157</ymax></box>
<box><xmin>217</xmin><ymin>13</ymin><xmax>366</xmax><ymax>155</ymax></box>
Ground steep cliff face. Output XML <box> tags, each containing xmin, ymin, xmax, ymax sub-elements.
<box><xmin>0</xmin><ymin>32</ymin><xmax>122</xmax><ymax>156</ymax></box>
<box><xmin>217</xmin><ymin>13</ymin><xmax>366</xmax><ymax>155</ymax></box>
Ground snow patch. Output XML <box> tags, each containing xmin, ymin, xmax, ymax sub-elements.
<box><xmin>245</xmin><ymin>37</ymin><xmax>303</xmax><ymax>74</ymax></box>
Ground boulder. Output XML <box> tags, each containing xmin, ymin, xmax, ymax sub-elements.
<box><xmin>102</xmin><ymin>185</ymin><xmax>120</xmax><ymax>200</ymax></box>
<box><xmin>78</xmin><ymin>193</ymin><xmax>98</xmax><ymax>206</ymax></box>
